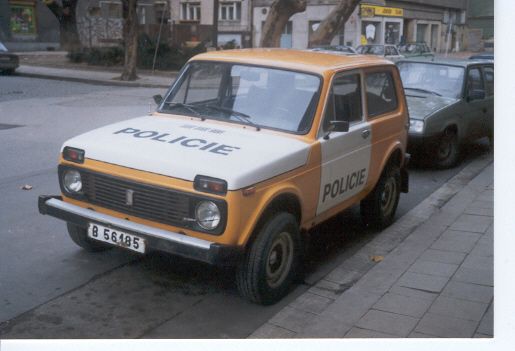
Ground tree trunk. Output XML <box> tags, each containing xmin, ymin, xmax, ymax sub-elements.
<box><xmin>308</xmin><ymin>0</ymin><xmax>360</xmax><ymax>47</ymax></box>
<box><xmin>121</xmin><ymin>0</ymin><xmax>139</xmax><ymax>81</ymax></box>
<box><xmin>44</xmin><ymin>0</ymin><xmax>81</xmax><ymax>51</ymax></box>
<box><xmin>260</xmin><ymin>0</ymin><xmax>306</xmax><ymax>48</ymax></box>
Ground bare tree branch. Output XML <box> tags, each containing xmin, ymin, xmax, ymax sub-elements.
<box><xmin>260</xmin><ymin>0</ymin><xmax>306</xmax><ymax>47</ymax></box>
<box><xmin>308</xmin><ymin>0</ymin><xmax>360</xmax><ymax>47</ymax></box>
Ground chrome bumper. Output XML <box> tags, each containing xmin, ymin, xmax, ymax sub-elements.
<box><xmin>38</xmin><ymin>195</ymin><xmax>241</xmax><ymax>265</ymax></box>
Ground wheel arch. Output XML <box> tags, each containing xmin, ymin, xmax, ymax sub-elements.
<box><xmin>241</xmin><ymin>190</ymin><xmax>303</xmax><ymax>250</ymax></box>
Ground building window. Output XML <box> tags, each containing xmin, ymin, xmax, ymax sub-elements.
<box><xmin>9</xmin><ymin>4</ymin><xmax>37</xmax><ymax>35</ymax></box>
<box><xmin>100</xmin><ymin>1</ymin><xmax>122</xmax><ymax>19</ymax></box>
<box><xmin>181</xmin><ymin>2</ymin><xmax>201</xmax><ymax>21</ymax></box>
<box><xmin>219</xmin><ymin>1</ymin><xmax>241</xmax><ymax>21</ymax></box>
<box><xmin>154</xmin><ymin>2</ymin><xmax>169</xmax><ymax>24</ymax></box>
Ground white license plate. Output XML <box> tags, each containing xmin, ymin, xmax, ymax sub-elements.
<box><xmin>87</xmin><ymin>223</ymin><xmax>146</xmax><ymax>253</ymax></box>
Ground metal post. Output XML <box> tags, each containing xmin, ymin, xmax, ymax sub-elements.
<box><xmin>213</xmin><ymin>0</ymin><xmax>219</xmax><ymax>48</ymax></box>
<box><xmin>152</xmin><ymin>3</ymin><xmax>167</xmax><ymax>74</ymax></box>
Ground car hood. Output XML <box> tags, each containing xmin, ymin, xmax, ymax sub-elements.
<box><xmin>405</xmin><ymin>94</ymin><xmax>459</xmax><ymax>120</ymax></box>
<box><xmin>62</xmin><ymin>115</ymin><xmax>311</xmax><ymax>190</ymax></box>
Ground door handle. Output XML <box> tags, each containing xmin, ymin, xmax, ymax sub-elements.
<box><xmin>361</xmin><ymin>129</ymin><xmax>370</xmax><ymax>139</ymax></box>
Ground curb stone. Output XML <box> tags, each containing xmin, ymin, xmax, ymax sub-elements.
<box><xmin>15</xmin><ymin>65</ymin><xmax>174</xmax><ymax>89</ymax></box>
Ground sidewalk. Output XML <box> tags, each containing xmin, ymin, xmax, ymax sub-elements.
<box><xmin>14</xmin><ymin>51</ymin><xmax>177</xmax><ymax>89</ymax></box>
<box><xmin>251</xmin><ymin>154</ymin><xmax>493</xmax><ymax>338</ymax></box>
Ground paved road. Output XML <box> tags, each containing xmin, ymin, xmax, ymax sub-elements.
<box><xmin>0</xmin><ymin>76</ymin><xmax>491</xmax><ymax>338</ymax></box>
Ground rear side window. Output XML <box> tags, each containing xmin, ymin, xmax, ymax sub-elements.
<box><xmin>365</xmin><ymin>71</ymin><xmax>398</xmax><ymax>117</ymax></box>
<box><xmin>483</xmin><ymin>66</ymin><xmax>494</xmax><ymax>96</ymax></box>
<box><xmin>467</xmin><ymin>67</ymin><xmax>484</xmax><ymax>93</ymax></box>
<box><xmin>323</xmin><ymin>73</ymin><xmax>363</xmax><ymax>131</ymax></box>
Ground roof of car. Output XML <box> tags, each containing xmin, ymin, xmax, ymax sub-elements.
<box><xmin>191</xmin><ymin>48</ymin><xmax>393</xmax><ymax>74</ymax></box>
<box><xmin>396</xmin><ymin>57</ymin><xmax>492</xmax><ymax>68</ymax></box>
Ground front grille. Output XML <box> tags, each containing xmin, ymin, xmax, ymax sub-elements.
<box><xmin>81</xmin><ymin>171</ymin><xmax>191</xmax><ymax>228</ymax></box>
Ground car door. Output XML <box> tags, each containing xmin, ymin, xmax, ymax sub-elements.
<box><xmin>363</xmin><ymin>67</ymin><xmax>406</xmax><ymax>189</ymax></box>
<box><xmin>464</xmin><ymin>66</ymin><xmax>488</xmax><ymax>140</ymax></box>
<box><xmin>317</xmin><ymin>71</ymin><xmax>371</xmax><ymax>215</ymax></box>
<box><xmin>481</xmin><ymin>65</ymin><xmax>494</xmax><ymax>137</ymax></box>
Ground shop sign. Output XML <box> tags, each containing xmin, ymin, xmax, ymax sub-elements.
<box><xmin>9</xmin><ymin>2</ymin><xmax>37</xmax><ymax>35</ymax></box>
<box><xmin>361</xmin><ymin>4</ymin><xmax>403</xmax><ymax>18</ymax></box>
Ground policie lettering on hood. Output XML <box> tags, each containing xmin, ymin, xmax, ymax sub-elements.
<box><xmin>114</xmin><ymin>127</ymin><xmax>241</xmax><ymax>156</ymax></box>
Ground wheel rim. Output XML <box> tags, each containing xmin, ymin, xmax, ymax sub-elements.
<box><xmin>266</xmin><ymin>231</ymin><xmax>294</xmax><ymax>289</ymax></box>
<box><xmin>437</xmin><ymin>132</ymin><xmax>455</xmax><ymax>160</ymax></box>
<box><xmin>380</xmin><ymin>176</ymin><xmax>397</xmax><ymax>217</ymax></box>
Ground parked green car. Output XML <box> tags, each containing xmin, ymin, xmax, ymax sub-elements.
<box><xmin>397</xmin><ymin>59</ymin><xmax>494</xmax><ymax>168</ymax></box>
<box><xmin>398</xmin><ymin>42</ymin><xmax>434</xmax><ymax>58</ymax></box>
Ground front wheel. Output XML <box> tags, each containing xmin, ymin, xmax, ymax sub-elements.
<box><xmin>236</xmin><ymin>212</ymin><xmax>300</xmax><ymax>305</ymax></box>
<box><xmin>361</xmin><ymin>164</ymin><xmax>401</xmax><ymax>230</ymax></box>
<box><xmin>434</xmin><ymin>129</ymin><xmax>459</xmax><ymax>168</ymax></box>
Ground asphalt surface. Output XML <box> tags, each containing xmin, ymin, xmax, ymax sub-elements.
<box><xmin>0</xmin><ymin>75</ymin><xmax>492</xmax><ymax>338</ymax></box>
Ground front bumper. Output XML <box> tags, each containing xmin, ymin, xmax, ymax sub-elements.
<box><xmin>38</xmin><ymin>195</ymin><xmax>242</xmax><ymax>265</ymax></box>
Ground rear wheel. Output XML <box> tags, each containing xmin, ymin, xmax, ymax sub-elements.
<box><xmin>434</xmin><ymin>128</ymin><xmax>459</xmax><ymax>168</ymax></box>
<box><xmin>66</xmin><ymin>223</ymin><xmax>112</xmax><ymax>252</ymax></box>
<box><xmin>361</xmin><ymin>164</ymin><xmax>401</xmax><ymax>230</ymax></box>
<box><xmin>236</xmin><ymin>212</ymin><xmax>300</xmax><ymax>305</ymax></box>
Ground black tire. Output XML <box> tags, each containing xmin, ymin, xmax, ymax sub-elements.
<box><xmin>236</xmin><ymin>212</ymin><xmax>300</xmax><ymax>305</ymax></box>
<box><xmin>66</xmin><ymin>223</ymin><xmax>112</xmax><ymax>252</ymax></box>
<box><xmin>360</xmin><ymin>164</ymin><xmax>401</xmax><ymax>230</ymax></box>
<box><xmin>434</xmin><ymin>128</ymin><xmax>459</xmax><ymax>168</ymax></box>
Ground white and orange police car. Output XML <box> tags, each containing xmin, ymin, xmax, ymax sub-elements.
<box><xmin>39</xmin><ymin>49</ymin><xmax>409</xmax><ymax>304</ymax></box>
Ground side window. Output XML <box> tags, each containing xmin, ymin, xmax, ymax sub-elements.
<box><xmin>483</xmin><ymin>66</ymin><xmax>494</xmax><ymax>96</ymax></box>
<box><xmin>323</xmin><ymin>73</ymin><xmax>362</xmax><ymax>132</ymax></box>
<box><xmin>467</xmin><ymin>67</ymin><xmax>484</xmax><ymax>96</ymax></box>
<box><xmin>365</xmin><ymin>71</ymin><xmax>398</xmax><ymax>117</ymax></box>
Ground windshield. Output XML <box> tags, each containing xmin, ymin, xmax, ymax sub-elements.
<box><xmin>357</xmin><ymin>45</ymin><xmax>384</xmax><ymax>55</ymax></box>
<box><xmin>160</xmin><ymin>62</ymin><xmax>321</xmax><ymax>133</ymax></box>
<box><xmin>0</xmin><ymin>43</ymin><xmax>7</xmax><ymax>52</ymax></box>
<box><xmin>397</xmin><ymin>62</ymin><xmax>464</xmax><ymax>98</ymax></box>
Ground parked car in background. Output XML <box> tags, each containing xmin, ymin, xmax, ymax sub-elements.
<box><xmin>398</xmin><ymin>42</ymin><xmax>434</xmax><ymax>58</ymax></box>
<box><xmin>356</xmin><ymin>44</ymin><xmax>404</xmax><ymax>60</ymax></box>
<box><xmin>310</xmin><ymin>45</ymin><xmax>357</xmax><ymax>55</ymax></box>
<box><xmin>469</xmin><ymin>53</ymin><xmax>494</xmax><ymax>61</ymax></box>
<box><xmin>397</xmin><ymin>59</ymin><xmax>494</xmax><ymax>168</ymax></box>
<box><xmin>0</xmin><ymin>42</ymin><xmax>19</xmax><ymax>74</ymax></box>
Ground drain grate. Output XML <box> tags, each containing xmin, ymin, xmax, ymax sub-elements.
<box><xmin>0</xmin><ymin>124</ymin><xmax>23</xmax><ymax>130</ymax></box>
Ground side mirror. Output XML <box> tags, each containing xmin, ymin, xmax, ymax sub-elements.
<box><xmin>331</xmin><ymin>120</ymin><xmax>350</xmax><ymax>132</ymax></box>
<box><xmin>323</xmin><ymin>120</ymin><xmax>349</xmax><ymax>140</ymax></box>
<box><xmin>153</xmin><ymin>94</ymin><xmax>163</xmax><ymax>105</ymax></box>
<box><xmin>467</xmin><ymin>89</ymin><xmax>485</xmax><ymax>102</ymax></box>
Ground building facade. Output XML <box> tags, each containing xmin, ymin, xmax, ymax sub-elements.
<box><xmin>75</xmin><ymin>0</ymin><xmax>171</xmax><ymax>48</ymax></box>
<box><xmin>170</xmin><ymin>0</ymin><xmax>252</xmax><ymax>47</ymax></box>
<box><xmin>252</xmin><ymin>0</ymin><xmax>469</xmax><ymax>52</ymax></box>
<box><xmin>0</xmin><ymin>0</ymin><xmax>60</xmax><ymax>50</ymax></box>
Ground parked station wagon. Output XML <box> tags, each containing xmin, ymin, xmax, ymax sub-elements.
<box><xmin>397</xmin><ymin>59</ymin><xmax>494</xmax><ymax>167</ymax></box>
<box><xmin>39</xmin><ymin>49</ymin><xmax>409</xmax><ymax>304</ymax></box>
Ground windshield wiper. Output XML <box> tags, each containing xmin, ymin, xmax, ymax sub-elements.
<box><xmin>404</xmin><ymin>87</ymin><xmax>442</xmax><ymax>96</ymax></box>
<box><xmin>161</xmin><ymin>102</ymin><xmax>206</xmax><ymax>120</ymax></box>
<box><xmin>204</xmin><ymin>104</ymin><xmax>261</xmax><ymax>131</ymax></box>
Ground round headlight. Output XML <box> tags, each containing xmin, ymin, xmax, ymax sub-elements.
<box><xmin>195</xmin><ymin>201</ymin><xmax>221</xmax><ymax>230</ymax></box>
<box><xmin>63</xmin><ymin>169</ymin><xmax>82</xmax><ymax>193</ymax></box>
